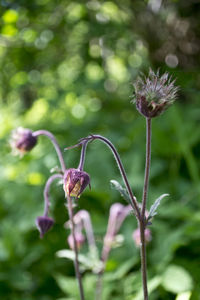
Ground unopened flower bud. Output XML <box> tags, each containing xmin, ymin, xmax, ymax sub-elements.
<box><xmin>10</xmin><ymin>127</ymin><xmax>37</xmax><ymax>156</ymax></box>
<box><xmin>35</xmin><ymin>216</ymin><xmax>54</xmax><ymax>238</ymax></box>
<box><xmin>68</xmin><ymin>232</ymin><xmax>85</xmax><ymax>250</ymax></box>
<box><xmin>132</xmin><ymin>228</ymin><xmax>151</xmax><ymax>247</ymax></box>
<box><xmin>63</xmin><ymin>168</ymin><xmax>90</xmax><ymax>198</ymax></box>
<box><xmin>132</xmin><ymin>69</ymin><xmax>178</xmax><ymax>118</ymax></box>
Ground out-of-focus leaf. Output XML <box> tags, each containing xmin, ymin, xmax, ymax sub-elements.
<box><xmin>134</xmin><ymin>276</ymin><xmax>161</xmax><ymax>300</ymax></box>
<box><xmin>161</xmin><ymin>265</ymin><xmax>193</xmax><ymax>294</ymax></box>
<box><xmin>56</xmin><ymin>250</ymin><xmax>102</xmax><ymax>273</ymax></box>
<box><xmin>105</xmin><ymin>257</ymin><xmax>137</xmax><ymax>281</ymax></box>
<box><xmin>54</xmin><ymin>273</ymin><xmax>78</xmax><ymax>297</ymax></box>
<box><xmin>175</xmin><ymin>291</ymin><xmax>192</xmax><ymax>300</ymax></box>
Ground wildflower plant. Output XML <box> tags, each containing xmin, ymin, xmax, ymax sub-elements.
<box><xmin>11</xmin><ymin>69</ymin><xmax>178</xmax><ymax>300</ymax></box>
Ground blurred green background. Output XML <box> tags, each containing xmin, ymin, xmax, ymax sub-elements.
<box><xmin>0</xmin><ymin>0</ymin><xmax>200</xmax><ymax>299</ymax></box>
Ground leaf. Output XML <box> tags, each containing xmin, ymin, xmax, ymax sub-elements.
<box><xmin>56</xmin><ymin>250</ymin><xmax>103</xmax><ymax>273</ymax></box>
<box><xmin>148</xmin><ymin>193</ymin><xmax>169</xmax><ymax>221</ymax></box>
<box><xmin>110</xmin><ymin>180</ymin><xmax>131</xmax><ymax>205</ymax></box>
<box><xmin>161</xmin><ymin>265</ymin><xmax>193</xmax><ymax>294</ymax></box>
<box><xmin>104</xmin><ymin>257</ymin><xmax>138</xmax><ymax>281</ymax></box>
<box><xmin>56</xmin><ymin>250</ymin><xmax>90</xmax><ymax>266</ymax></box>
<box><xmin>134</xmin><ymin>276</ymin><xmax>161</xmax><ymax>300</ymax></box>
<box><xmin>54</xmin><ymin>273</ymin><xmax>78</xmax><ymax>297</ymax></box>
<box><xmin>175</xmin><ymin>291</ymin><xmax>192</xmax><ymax>300</ymax></box>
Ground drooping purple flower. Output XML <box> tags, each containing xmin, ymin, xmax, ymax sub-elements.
<box><xmin>35</xmin><ymin>216</ymin><xmax>54</xmax><ymax>238</ymax></box>
<box><xmin>68</xmin><ymin>232</ymin><xmax>85</xmax><ymax>250</ymax></box>
<box><xmin>132</xmin><ymin>69</ymin><xmax>178</xmax><ymax>118</ymax></box>
<box><xmin>63</xmin><ymin>168</ymin><xmax>90</xmax><ymax>198</ymax></box>
<box><xmin>10</xmin><ymin>127</ymin><xmax>37</xmax><ymax>156</ymax></box>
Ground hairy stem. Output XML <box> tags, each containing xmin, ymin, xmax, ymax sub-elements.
<box><xmin>140</xmin><ymin>118</ymin><xmax>152</xmax><ymax>300</ymax></box>
<box><xmin>43</xmin><ymin>174</ymin><xmax>63</xmax><ymax>217</ymax></box>
<box><xmin>67</xmin><ymin>195</ymin><xmax>85</xmax><ymax>300</ymax></box>
<box><xmin>33</xmin><ymin>130</ymin><xmax>66</xmax><ymax>173</ymax></box>
<box><xmin>85</xmin><ymin>135</ymin><xmax>140</xmax><ymax>219</ymax></box>
<box><xmin>78</xmin><ymin>141</ymin><xmax>89</xmax><ymax>171</ymax></box>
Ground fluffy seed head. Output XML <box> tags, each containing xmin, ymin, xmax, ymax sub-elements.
<box><xmin>132</xmin><ymin>69</ymin><xmax>178</xmax><ymax>118</ymax></box>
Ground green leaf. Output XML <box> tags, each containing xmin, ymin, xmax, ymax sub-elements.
<box><xmin>175</xmin><ymin>291</ymin><xmax>192</xmax><ymax>300</ymax></box>
<box><xmin>162</xmin><ymin>265</ymin><xmax>193</xmax><ymax>294</ymax></box>
<box><xmin>134</xmin><ymin>276</ymin><xmax>161</xmax><ymax>300</ymax></box>
<box><xmin>148</xmin><ymin>193</ymin><xmax>169</xmax><ymax>221</ymax></box>
<box><xmin>56</xmin><ymin>250</ymin><xmax>103</xmax><ymax>273</ymax></box>
<box><xmin>110</xmin><ymin>180</ymin><xmax>132</xmax><ymax>205</ymax></box>
<box><xmin>54</xmin><ymin>273</ymin><xmax>78</xmax><ymax>297</ymax></box>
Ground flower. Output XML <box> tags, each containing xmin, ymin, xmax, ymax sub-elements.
<box><xmin>132</xmin><ymin>228</ymin><xmax>152</xmax><ymax>247</ymax></box>
<box><xmin>132</xmin><ymin>69</ymin><xmax>178</xmax><ymax>118</ymax></box>
<box><xmin>63</xmin><ymin>168</ymin><xmax>90</xmax><ymax>198</ymax></box>
<box><xmin>10</xmin><ymin>127</ymin><xmax>37</xmax><ymax>156</ymax></box>
<box><xmin>35</xmin><ymin>216</ymin><xmax>54</xmax><ymax>238</ymax></box>
<box><xmin>68</xmin><ymin>232</ymin><xmax>85</xmax><ymax>250</ymax></box>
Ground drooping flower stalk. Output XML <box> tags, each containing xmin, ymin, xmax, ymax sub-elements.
<box><xmin>96</xmin><ymin>203</ymin><xmax>131</xmax><ymax>300</ymax></box>
<box><xmin>43</xmin><ymin>173</ymin><xmax>63</xmax><ymax>217</ymax></box>
<box><xmin>78</xmin><ymin>135</ymin><xmax>140</xmax><ymax>219</ymax></box>
<box><xmin>12</xmin><ymin>128</ymin><xmax>86</xmax><ymax>300</ymax></box>
<box><xmin>33</xmin><ymin>130</ymin><xmax>66</xmax><ymax>173</ymax></box>
<box><xmin>73</xmin><ymin>210</ymin><xmax>97</xmax><ymax>255</ymax></box>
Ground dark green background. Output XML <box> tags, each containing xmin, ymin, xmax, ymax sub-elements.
<box><xmin>0</xmin><ymin>0</ymin><xmax>200</xmax><ymax>299</ymax></box>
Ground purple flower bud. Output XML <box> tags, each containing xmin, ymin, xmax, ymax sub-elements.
<box><xmin>67</xmin><ymin>232</ymin><xmax>85</xmax><ymax>250</ymax></box>
<box><xmin>132</xmin><ymin>69</ymin><xmax>178</xmax><ymax>118</ymax></box>
<box><xmin>35</xmin><ymin>216</ymin><xmax>54</xmax><ymax>238</ymax></box>
<box><xmin>132</xmin><ymin>228</ymin><xmax>152</xmax><ymax>247</ymax></box>
<box><xmin>10</xmin><ymin>127</ymin><xmax>37</xmax><ymax>156</ymax></box>
<box><xmin>63</xmin><ymin>168</ymin><xmax>90</xmax><ymax>198</ymax></box>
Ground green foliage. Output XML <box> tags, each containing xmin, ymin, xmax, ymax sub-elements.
<box><xmin>0</xmin><ymin>0</ymin><xmax>200</xmax><ymax>299</ymax></box>
<box><xmin>161</xmin><ymin>265</ymin><xmax>193</xmax><ymax>294</ymax></box>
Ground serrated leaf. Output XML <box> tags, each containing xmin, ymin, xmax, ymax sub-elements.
<box><xmin>148</xmin><ymin>194</ymin><xmax>169</xmax><ymax>221</ymax></box>
<box><xmin>110</xmin><ymin>180</ymin><xmax>131</xmax><ymax>205</ymax></box>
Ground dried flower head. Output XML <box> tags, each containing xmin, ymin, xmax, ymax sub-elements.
<box><xmin>35</xmin><ymin>216</ymin><xmax>54</xmax><ymax>238</ymax></box>
<box><xmin>10</xmin><ymin>127</ymin><xmax>37</xmax><ymax>156</ymax></box>
<box><xmin>132</xmin><ymin>69</ymin><xmax>178</xmax><ymax>118</ymax></box>
<box><xmin>132</xmin><ymin>228</ymin><xmax>152</xmax><ymax>247</ymax></box>
<box><xmin>63</xmin><ymin>168</ymin><xmax>90</xmax><ymax>198</ymax></box>
<box><xmin>68</xmin><ymin>232</ymin><xmax>85</xmax><ymax>250</ymax></box>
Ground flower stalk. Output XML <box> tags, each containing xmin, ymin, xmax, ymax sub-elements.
<box><xmin>79</xmin><ymin>135</ymin><xmax>140</xmax><ymax>220</ymax></box>
<box><xmin>66</xmin><ymin>195</ymin><xmax>85</xmax><ymax>300</ymax></box>
<box><xmin>33</xmin><ymin>130</ymin><xmax>66</xmax><ymax>173</ymax></box>
<box><xmin>43</xmin><ymin>173</ymin><xmax>63</xmax><ymax>217</ymax></box>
